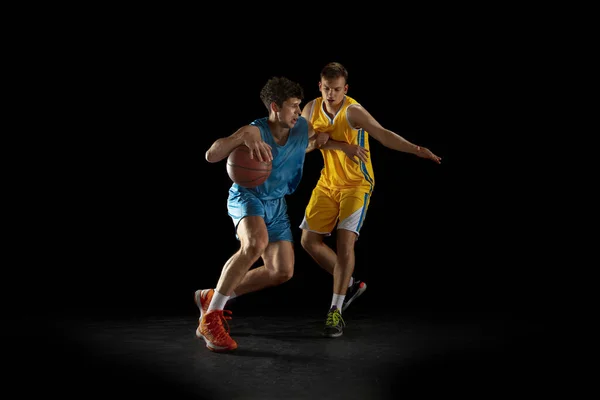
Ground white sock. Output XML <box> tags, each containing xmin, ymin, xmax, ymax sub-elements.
<box><xmin>207</xmin><ymin>290</ymin><xmax>230</xmax><ymax>312</ymax></box>
<box><xmin>348</xmin><ymin>276</ymin><xmax>354</xmax><ymax>288</ymax></box>
<box><xmin>331</xmin><ymin>293</ymin><xmax>345</xmax><ymax>312</ymax></box>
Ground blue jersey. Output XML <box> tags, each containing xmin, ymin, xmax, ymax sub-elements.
<box><xmin>230</xmin><ymin>116</ymin><xmax>309</xmax><ymax>201</ymax></box>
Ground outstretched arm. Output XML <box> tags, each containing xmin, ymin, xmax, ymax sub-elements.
<box><xmin>347</xmin><ymin>105</ymin><xmax>441</xmax><ymax>164</ymax></box>
<box><xmin>205</xmin><ymin>125</ymin><xmax>273</xmax><ymax>163</ymax></box>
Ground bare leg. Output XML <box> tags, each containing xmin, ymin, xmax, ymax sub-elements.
<box><xmin>215</xmin><ymin>216</ymin><xmax>268</xmax><ymax>296</ymax></box>
<box><xmin>233</xmin><ymin>240</ymin><xmax>294</xmax><ymax>296</ymax></box>
<box><xmin>300</xmin><ymin>230</ymin><xmax>337</xmax><ymax>275</ymax></box>
<box><xmin>332</xmin><ymin>229</ymin><xmax>357</xmax><ymax>295</ymax></box>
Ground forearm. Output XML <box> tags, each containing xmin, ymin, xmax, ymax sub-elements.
<box><xmin>379</xmin><ymin>129</ymin><xmax>420</xmax><ymax>155</ymax></box>
<box><xmin>307</xmin><ymin>135</ymin><xmax>348</xmax><ymax>153</ymax></box>
<box><xmin>205</xmin><ymin>130</ymin><xmax>246</xmax><ymax>163</ymax></box>
<box><xmin>319</xmin><ymin>139</ymin><xmax>348</xmax><ymax>151</ymax></box>
<box><xmin>306</xmin><ymin>135</ymin><xmax>320</xmax><ymax>153</ymax></box>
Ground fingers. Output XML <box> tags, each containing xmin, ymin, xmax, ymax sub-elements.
<box><xmin>429</xmin><ymin>153</ymin><xmax>441</xmax><ymax>164</ymax></box>
<box><xmin>427</xmin><ymin>150</ymin><xmax>441</xmax><ymax>164</ymax></box>
<box><xmin>261</xmin><ymin>145</ymin><xmax>273</xmax><ymax>162</ymax></box>
<box><xmin>356</xmin><ymin>149</ymin><xmax>369</xmax><ymax>163</ymax></box>
<box><xmin>359</xmin><ymin>151</ymin><xmax>369</xmax><ymax>163</ymax></box>
<box><xmin>345</xmin><ymin>153</ymin><xmax>359</xmax><ymax>164</ymax></box>
<box><xmin>255</xmin><ymin>149</ymin><xmax>266</xmax><ymax>163</ymax></box>
<box><xmin>249</xmin><ymin>144</ymin><xmax>273</xmax><ymax>163</ymax></box>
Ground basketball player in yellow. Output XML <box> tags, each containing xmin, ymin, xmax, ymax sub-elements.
<box><xmin>300</xmin><ymin>62</ymin><xmax>442</xmax><ymax>337</ymax></box>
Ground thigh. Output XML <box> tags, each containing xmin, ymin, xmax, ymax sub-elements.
<box><xmin>227</xmin><ymin>190</ymin><xmax>265</xmax><ymax>237</ymax></box>
<box><xmin>300</xmin><ymin>185</ymin><xmax>339</xmax><ymax>234</ymax></box>
<box><xmin>264</xmin><ymin>198</ymin><xmax>293</xmax><ymax>243</ymax></box>
<box><xmin>237</xmin><ymin>216</ymin><xmax>269</xmax><ymax>249</ymax></box>
<box><xmin>338</xmin><ymin>189</ymin><xmax>371</xmax><ymax>235</ymax></box>
<box><xmin>262</xmin><ymin>240</ymin><xmax>294</xmax><ymax>273</ymax></box>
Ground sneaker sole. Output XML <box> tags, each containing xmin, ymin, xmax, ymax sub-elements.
<box><xmin>323</xmin><ymin>331</ymin><xmax>343</xmax><ymax>338</ymax></box>
<box><xmin>342</xmin><ymin>282</ymin><xmax>367</xmax><ymax>312</ymax></box>
<box><xmin>194</xmin><ymin>290</ymin><xmax>210</xmax><ymax>338</ymax></box>
<box><xmin>197</xmin><ymin>332</ymin><xmax>237</xmax><ymax>352</ymax></box>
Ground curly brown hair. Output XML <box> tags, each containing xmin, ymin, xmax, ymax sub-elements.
<box><xmin>260</xmin><ymin>77</ymin><xmax>304</xmax><ymax>111</ymax></box>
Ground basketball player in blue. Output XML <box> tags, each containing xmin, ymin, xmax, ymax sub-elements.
<box><xmin>194</xmin><ymin>77</ymin><xmax>329</xmax><ymax>352</ymax></box>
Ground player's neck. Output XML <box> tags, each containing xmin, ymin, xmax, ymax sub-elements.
<box><xmin>267</xmin><ymin>120</ymin><xmax>290</xmax><ymax>141</ymax></box>
<box><xmin>323</xmin><ymin>96</ymin><xmax>345</xmax><ymax>118</ymax></box>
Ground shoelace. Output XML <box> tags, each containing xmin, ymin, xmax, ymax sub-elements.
<box><xmin>326</xmin><ymin>309</ymin><xmax>345</xmax><ymax>327</ymax></box>
<box><xmin>206</xmin><ymin>310</ymin><xmax>233</xmax><ymax>340</ymax></box>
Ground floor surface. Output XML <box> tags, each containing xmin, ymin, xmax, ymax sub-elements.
<box><xmin>7</xmin><ymin>297</ymin><xmax>548</xmax><ymax>399</ymax></box>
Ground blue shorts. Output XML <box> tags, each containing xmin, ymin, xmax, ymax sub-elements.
<box><xmin>227</xmin><ymin>189</ymin><xmax>293</xmax><ymax>243</ymax></box>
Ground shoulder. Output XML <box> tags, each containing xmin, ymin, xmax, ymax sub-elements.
<box><xmin>344</xmin><ymin>96</ymin><xmax>364</xmax><ymax>115</ymax></box>
<box><xmin>250</xmin><ymin>117</ymin><xmax>268</xmax><ymax>127</ymax></box>
<box><xmin>345</xmin><ymin>95</ymin><xmax>360</xmax><ymax>106</ymax></box>
<box><xmin>345</xmin><ymin>103</ymin><xmax>369</xmax><ymax>130</ymax></box>
<box><xmin>237</xmin><ymin>124</ymin><xmax>261</xmax><ymax>134</ymax></box>
<box><xmin>301</xmin><ymin>99</ymin><xmax>317</xmax><ymax>113</ymax></box>
<box><xmin>346</xmin><ymin>102</ymin><xmax>367</xmax><ymax>117</ymax></box>
<box><xmin>232</xmin><ymin>123</ymin><xmax>260</xmax><ymax>136</ymax></box>
<box><xmin>296</xmin><ymin>116</ymin><xmax>309</xmax><ymax>131</ymax></box>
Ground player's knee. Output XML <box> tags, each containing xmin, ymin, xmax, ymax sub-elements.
<box><xmin>272</xmin><ymin>264</ymin><xmax>294</xmax><ymax>284</ymax></box>
<box><xmin>240</xmin><ymin>237</ymin><xmax>268</xmax><ymax>259</ymax></box>
<box><xmin>300</xmin><ymin>233</ymin><xmax>318</xmax><ymax>253</ymax></box>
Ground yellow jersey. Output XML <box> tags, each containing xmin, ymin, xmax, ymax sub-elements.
<box><xmin>307</xmin><ymin>95</ymin><xmax>375</xmax><ymax>191</ymax></box>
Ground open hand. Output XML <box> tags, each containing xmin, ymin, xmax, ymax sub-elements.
<box><xmin>417</xmin><ymin>147</ymin><xmax>441</xmax><ymax>164</ymax></box>
<box><xmin>343</xmin><ymin>143</ymin><xmax>369</xmax><ymax>164</ymax></box>
<box><xmin>243</xmin><ymin>137</ymin><xmax>273</xmax><ymax>162</ymax></box>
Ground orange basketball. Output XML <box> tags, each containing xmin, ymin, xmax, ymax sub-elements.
<box><xmin>226</xmin><ymin>146</ymin><xmax>272</xmax><ymax>188</ymax></box>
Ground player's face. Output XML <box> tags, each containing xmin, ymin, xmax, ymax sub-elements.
<box><xmin>319</xmin><ymin>77</ymin><xmax>348</xmax><ymax>108</ymax></box>
<box><xmin>278</xmin><ymin>97</ymin><xmax>302</xmax><ymax>129</ymax></box>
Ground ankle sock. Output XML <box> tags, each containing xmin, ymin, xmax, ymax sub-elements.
<box><xmin>330</xmin><ymin>293</ymin><xmax>345</xmax><ymax>312</ymax></box>
<box><xmin>207</xmin><ymin>290</ymin><xmax>230</xmax><ymax>312</ymax></box>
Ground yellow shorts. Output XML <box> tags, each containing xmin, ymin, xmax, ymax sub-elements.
<box><xmin>300</xmin><ymin>184</ymin><xmax>371</xmax><ymax>236</ymax></box>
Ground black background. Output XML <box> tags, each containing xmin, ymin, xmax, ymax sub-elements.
<box><xmin>2</xmin><ymin>12</ymin><xmax>558</xmax><ymax>399</ymax></box>
<box><xmin>18</xmin><ymin>21</ymin><xmax>541</xmax><ymax>323</ymax></box>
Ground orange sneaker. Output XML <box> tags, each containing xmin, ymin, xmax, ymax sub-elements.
<box><xmin>199</xmin><ymin>309</ymin><xmax>238</xmax><ymax>352</ymax></box>
<box><xmin>194</xmin><ymin>289</ymin><xmax>214</xmax><ymax>338</ymax></box>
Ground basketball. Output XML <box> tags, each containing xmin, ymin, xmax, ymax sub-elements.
<box><xmin>226</xmin><ymin>146</ymin><xmax>272</xmax><ymax>188</ymax></box>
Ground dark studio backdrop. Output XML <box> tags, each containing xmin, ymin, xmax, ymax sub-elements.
<box><xmin>2</xmin><ymin>14</ymin><xmax>557</xmax><ymax>399</ymax></box>
<box><xmin>25</xmin><ymin>28</ymin><xmax>538</xmax><ymax>324</ymax></box>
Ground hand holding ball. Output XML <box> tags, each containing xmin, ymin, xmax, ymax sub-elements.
<box><xmin>226</xmin><ymin>146</ymin><xmax>272</xmax><ymax>188</ymax></box>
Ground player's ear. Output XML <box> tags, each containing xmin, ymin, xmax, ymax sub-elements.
<box><xmin>344</xmin><ymin>84</ymin><xmax>348</xmax><ymax>94</ymax></box>
<box><xmin>270</xmin><ymin>101</ymin><xmax>279</xmax><ymax>113</ymax></box>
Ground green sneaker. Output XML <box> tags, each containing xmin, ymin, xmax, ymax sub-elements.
<box><xmin>323</xmin><ymin>306</ymin><xmax>345</xmax><ymax>338</ymax></box>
